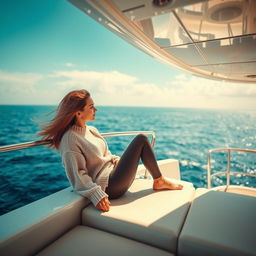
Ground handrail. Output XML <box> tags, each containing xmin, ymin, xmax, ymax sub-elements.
<box><xmin>0</xmin><ymin>140</ymin><xmax>51</xmax><ymax>153</ymax></box>
<box><xmin>207</xmin><ymin>148</ymin><xmax>256</xmax><ymax>190</ymax></box>
<box><xmin>0</xmin><ymin>131</ymin><xmax>156</xmax><ymax>177</ymax></box>
<box><xmin>0</xmin><ymin>131</ymin><xmax>156</xmax><ymax>153</ymax></box>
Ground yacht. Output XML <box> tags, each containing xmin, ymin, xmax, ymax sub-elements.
<box><xmin>1</xmin><ymin>0</ymin><xmax>256</xmax><ymax>255</ymax></box>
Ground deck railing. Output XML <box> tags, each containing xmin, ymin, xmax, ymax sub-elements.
<box><xmin>207</xmin><ymin>148</ymin><xmax>256</xmax><ymax>190</ymax></box>
<box><xmin>0</xmin><ymin>131</ymin><xmax>156</xmax><ymax>153</ymax></box>
<box><xmin>0</xmin><ymin>131</ymin><xmax>156</xmax><ymax>177</ymax></box>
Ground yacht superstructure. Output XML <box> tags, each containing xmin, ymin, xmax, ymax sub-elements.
<box><xmin>69</xmin><ymin>0</ymin><xmax>256</xmax><ymax>83</ymax></box>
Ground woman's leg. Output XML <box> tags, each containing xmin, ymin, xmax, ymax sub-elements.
<box><xmin>106</xmin><ymin>134</ymin><xmax>182</xmax><ymax>199</ymax></box>
<box><xmin>106</xmin><ymin>134</ymin><xmax>161</xmax><ymax>198</ymax></box>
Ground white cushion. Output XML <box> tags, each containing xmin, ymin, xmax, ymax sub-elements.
<box><xmin>178</xmin><ymin>188</ymin><xmax>256</xmax><ymax>256</ymax></box>
<box><xmin>36</xmin><ymin>226</ymin><xmax>174</xmax><ymax>256</ymax></box>
<box><xmin>82</xmin><ymin>178</ymin><xmax>195</xmax><ymax>253</ymax></box>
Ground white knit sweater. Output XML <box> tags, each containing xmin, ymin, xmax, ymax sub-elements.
<box><xmin>59</xmin><ymin>125</ymin><xmax>119</xmax><ymax>206</ymax></box>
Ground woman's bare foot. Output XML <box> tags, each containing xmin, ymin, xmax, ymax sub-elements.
<box><xmin>153</xmin><ymin>176</ymin><xmax>183</xmax><ymax>191</ymax></box>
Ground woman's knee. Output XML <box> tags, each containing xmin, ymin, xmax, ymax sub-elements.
<box><xmin>106</xmin><ymin>186</ymin><xmax>127</xmax><ymax>199</ymax></box>
<box><xmin>134</xmin><ymin>134</ymin><xmax>149</xmax><ymax>144</ymax></box>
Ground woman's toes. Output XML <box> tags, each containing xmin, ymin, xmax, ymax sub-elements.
<box><xmin>173</xmin><ymin>184</ymin><xmax>183</xmax><ymax>190</ymax></box>
<box><xmin>153</xmin><ymin>177</ymin><xmax>183</xmax><ymax>191</ymax></box>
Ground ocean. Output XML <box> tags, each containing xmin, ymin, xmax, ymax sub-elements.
<box><xmin>0</xmin><ymin>105</ymin><xmax>256</xmax><ymax>215</ymax></box>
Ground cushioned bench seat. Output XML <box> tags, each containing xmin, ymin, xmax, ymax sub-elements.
<box><xmin>36</xmin><ymin>226</ymin><xmax>174</xmax><ymax>256</ymax></box>
<box><xmin>178</xmin><ymin>188</ymin><xmax>256</xmax><ymax>256</ymax></box>
<box><xmin>81</xmin><ymin>178</ymin><xmax>195</xmax><ymax>254</ymax></box>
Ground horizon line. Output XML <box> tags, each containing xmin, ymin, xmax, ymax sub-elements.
<box><xmin>0</xmin><ymin>104</ymin><xmax>255</xmax><ymax>112</ymax></box>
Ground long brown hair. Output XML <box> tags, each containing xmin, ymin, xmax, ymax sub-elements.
<box><xmin>38</xmin><ymin>89</ymin><xmax>90</xmax><ymax>149</ymax></box>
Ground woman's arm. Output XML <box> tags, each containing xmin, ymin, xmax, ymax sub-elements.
<box><xmin>89</xmin><ymin>125</ymin><xmax>120</xmax><ymax>164</ymax></box>
<box><xmin>62</xmin><ymin>151</ymin><xmax>108</xmax><ymax>207</ymax></box>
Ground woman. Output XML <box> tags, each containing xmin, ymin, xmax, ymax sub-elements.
<box><xmin>38</xmin><ymin>89</ymin><xmax>183</xmax><ymax>212</ymax></box>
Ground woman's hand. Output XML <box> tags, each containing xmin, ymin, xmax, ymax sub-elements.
<box><xmin>112</xmin><ymin>158</ymin><xmax>119</xmax><ymax>167</ymax></box>
<box><xmin>96</xmin><ymin>196</ymin><xmax>110</xmax><ymax>212</ymax></box>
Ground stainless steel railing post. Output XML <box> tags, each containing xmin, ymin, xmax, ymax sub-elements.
<box><xmin>207</xmin><ymin>151</ymin><xmax>212</xmax><ymax>189</ymax></box>
<box><xmin>225</xmin><ymin>149</ymin><xmax>231</xmax><ymax>191</ymax></box>
<box><xmin>207</xmin><ymin>148</ymin><xmax>256</xmax><ymax>190</ymax></box>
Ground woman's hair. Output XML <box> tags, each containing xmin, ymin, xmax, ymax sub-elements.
<box><xmin>38</xmin><ymin>89</ymin><xmax>90</xmax><ymax>149</ymax></box>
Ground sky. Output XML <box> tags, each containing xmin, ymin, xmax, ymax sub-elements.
<box><xmin>0</xmin><ymin>0</ymin><xmax>255</xmax><ymax>110</ymax></box>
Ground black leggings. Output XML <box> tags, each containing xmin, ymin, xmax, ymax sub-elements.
<box><xmin>105</xmin><ymin>134</ymin><xmax>162</xmax><ymax>199</ymax></box>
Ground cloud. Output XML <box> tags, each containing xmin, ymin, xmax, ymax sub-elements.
<box><xmin>48</xmin><ymin>70</ymin><xmax>139</xmax><ymax>98</ymax></box>
<box><xmin>0</xmin><ymin>70</ymin><xmax>66</xmax><ymax>105</ymax></box>
<box><xmin>0</xmin><ymin>70</ymin><xmax>43</xmax><ymax>85</ymax></box>
<box><xmin>51</xmin><ymin>70</ymin><xmax>137</xmax><ymax>86</ymax></box>
<box><xmin>163</xmin><ymin>75</ymin><xmax>256</xmax><ymax>109</ymax></box>
<box><xmin>168</xmin><ymin>75</ymin><xmax>256</xmax><ymax>98</ymax></box>
<box><xmin>64</xmin><ymin>62</ymin><xmax>75</xmax><ymax>67</ymax></box>
<box><xmin>49</xmin><ymin>70</ymin><xmax>256</xmax><ymax>109</ymax></box>
<box><xmin>0</xmin><ymin>69</ymin><xmax>255</xmax><ymax>109</ymax></box>
<box><xmin>0</xmin><ymin>70</ymin><xmax>45</xmax><ymax>104</ymax></box>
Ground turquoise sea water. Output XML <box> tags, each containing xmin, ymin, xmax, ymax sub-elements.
<box><xmin>0</xmin><ymin>105</ymin><xmax>256</xmax><ymax>215</ymax></box>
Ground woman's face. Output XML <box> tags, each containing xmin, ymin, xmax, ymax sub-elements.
<box><xmin>77</xmin><ymin>97</ymin><xmax>97</xmax><ymax>123</ymax></box>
